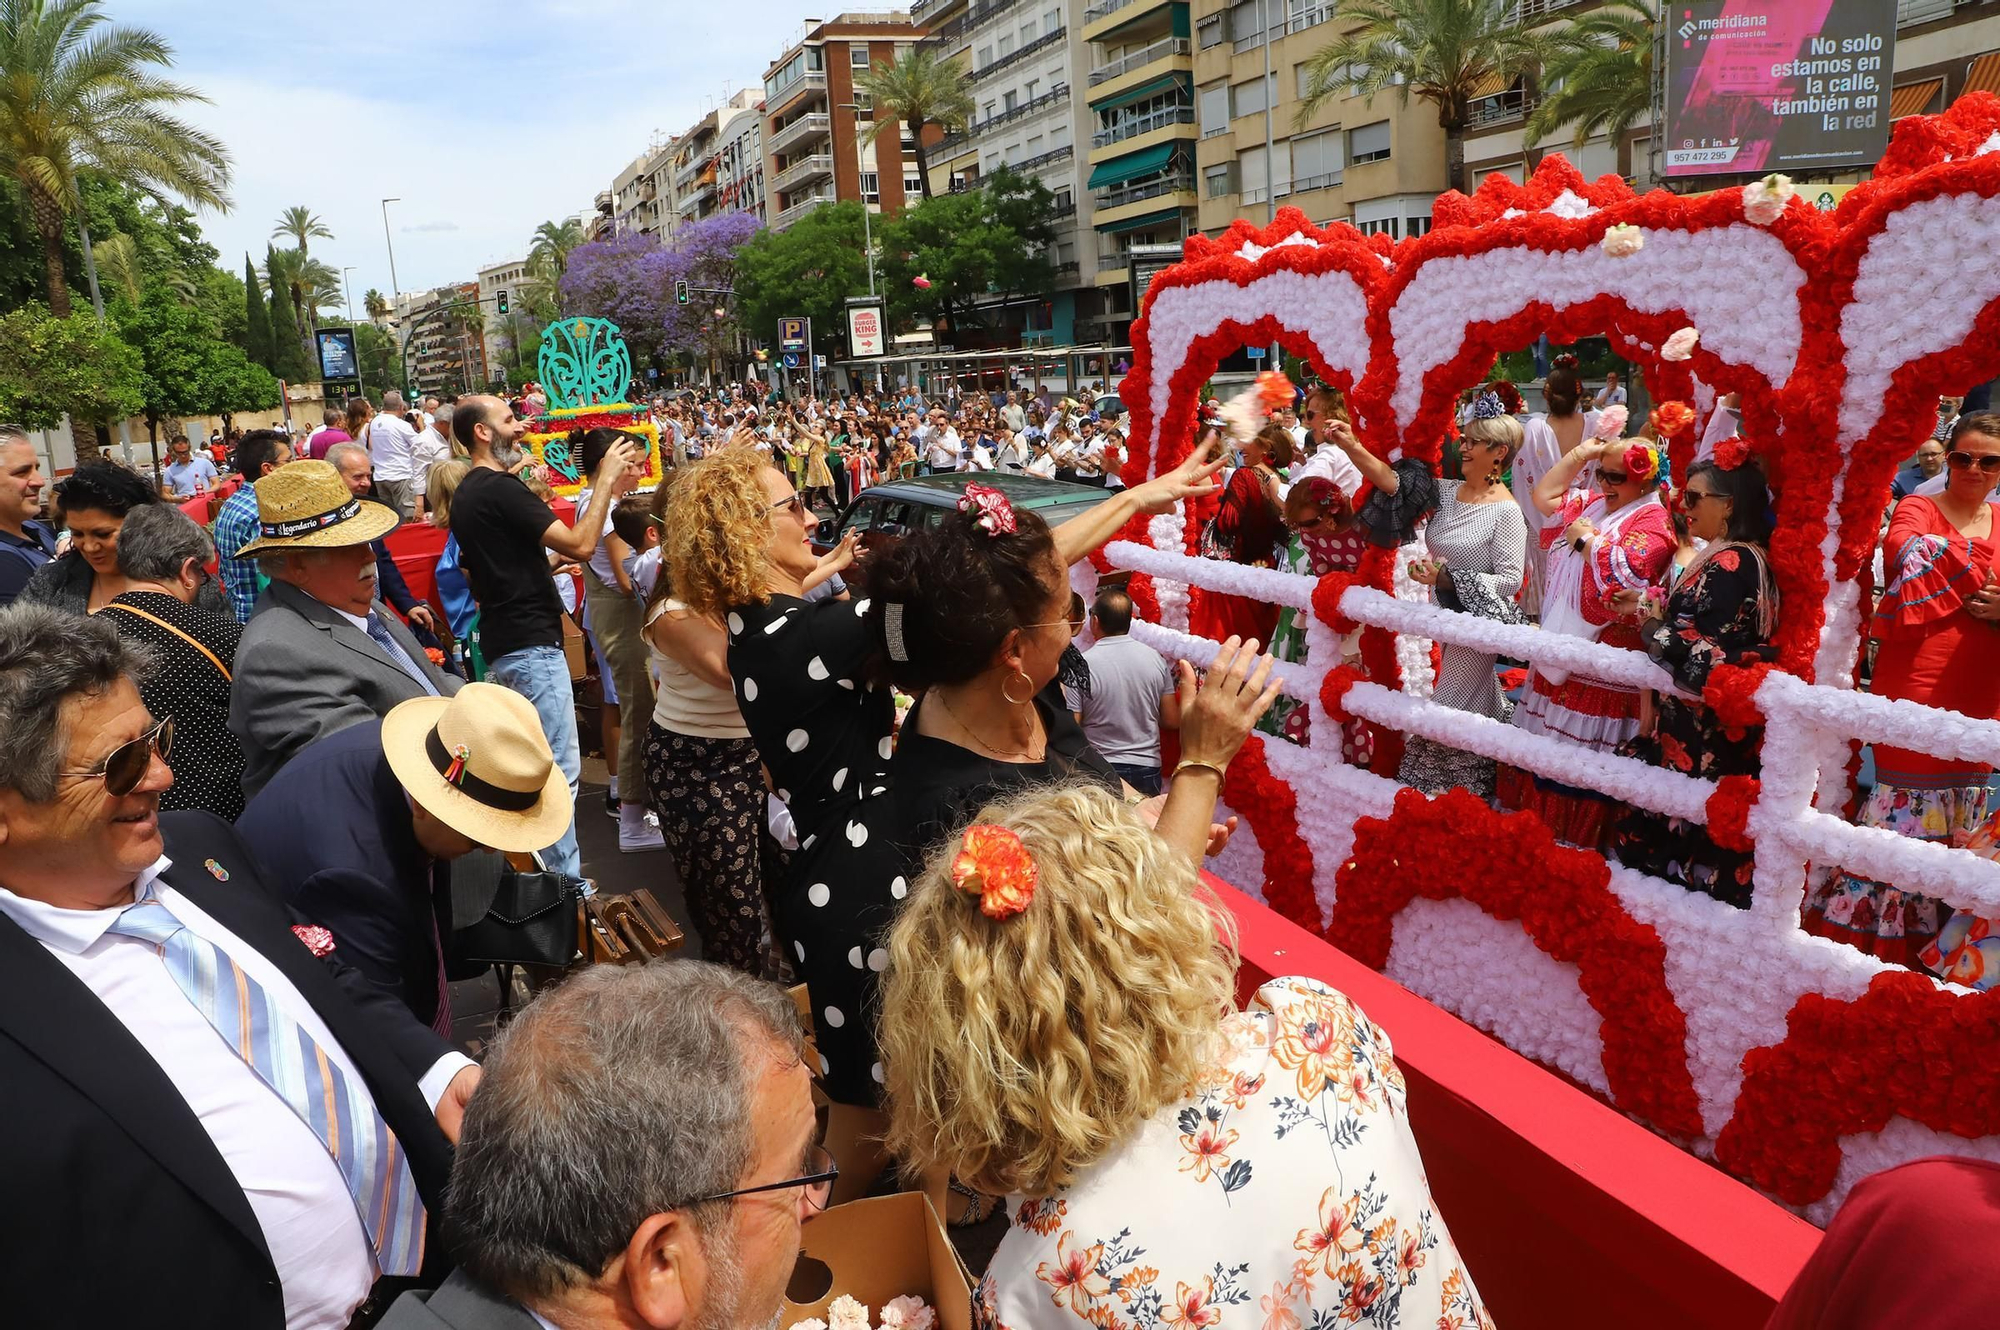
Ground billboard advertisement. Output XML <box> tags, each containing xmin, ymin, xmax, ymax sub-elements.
<box><xmin>846</xmin><ymin>302</ymin><xmax>884</xmax><ymax>358</ymax></box>
<box><xmin>1663</xmin><ymin>0</ymin><xmax>1897</xmax><ymax>178</ymax></box>
<box><xmin>316</xmin><ymin>327</ymin><xmax>360</xmax><ymax>382</ymax></box>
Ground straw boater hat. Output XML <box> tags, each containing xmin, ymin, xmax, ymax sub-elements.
<box><xmin>232</xmin><ymin>459</ymin><xmax>400</xmax><ymax>556</ymax></box>
<box><xmin>382</xmin><ymin>684</ymin><xmax>574</xmax><ymax>853</ymax></box>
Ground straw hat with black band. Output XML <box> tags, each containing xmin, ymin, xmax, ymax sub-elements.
<box><xmin>232</xmin><ymin>458</ymin><xmax>400</xmax><ymax>556</ymax></box>
<box><xmin>382</xmin><ymin>684</ymin><xmax>574</xmax><ymax>853</ymax></box>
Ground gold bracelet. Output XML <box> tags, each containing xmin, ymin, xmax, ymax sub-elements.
<box><xmin>1172</xmin><ymin>758</ymin><xmax>1226</xmax><ymax>781</ymax></box>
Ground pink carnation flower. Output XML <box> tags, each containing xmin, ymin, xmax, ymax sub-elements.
<box><xmin>881</xmin><ymin>1295</ymin><xmax>937</xmax><ymax>1330</ymax></box>
<box><xmin>826</xmin><ymin>1295</ymin><xmax>871</xmax><ymax>1330</ymax></box>
<box><xmin>1661</xmin><ymin>327</ymin><xmax>1700</xmax><ymax>362</ymax></box>
<box><xmin>1591</xmin><ymin>404</ymin><xmax>1629</xmax><ymax>440</ymax></box>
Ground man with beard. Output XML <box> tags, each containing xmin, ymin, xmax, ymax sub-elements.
<box><xmin>379</xmin><ymin>961</ymin><xmax>824</xmax><ymax>1330</ymax></box>
<box><xmin>450</xmin><ymin>396</ymin><xmax>636</xmax><ymax>876</ymax></box>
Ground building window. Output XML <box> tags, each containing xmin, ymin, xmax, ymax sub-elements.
<box><xmin>998</xmin><ymin>34</ymin><xmax>1014</xmax><ymax>56</ymax></box>
<box><xmin>1004</xmin><ymin>89</ymin><xmax>1018</xmax><ymax>112</ymax></box>
<box><xmin>854</xmin><ymin>91</ymin><xmax>874</xmax><ymax>117</ymax></box>
<box><xmin>1288</xmin><ymin>0</ymin><xmax>1332</xmax><ymax>31</ymax></box>
<box><xmin>1197</xmin><ymin>14</ymin><xmax>1224</xmax><ymax>48</ymax></box>
<box><xmin>1021</xmin><ymin>22</ymin><xmax>1035</xmax><ymax>45</ymax></box>
<box><xmin>860</xmin><ymin>170</ymin><xmax>880</xmax><ymax>201</ymax></box>
<box><xmin>1199</xmin><ymin>81</ymin><xmax>1230</xmax><ymax>137</ymax></box>
<box><xmin>1026</xmin><ymin>133</ymin><xmax>1044</xmax><ymax>155</ymax></box>
<box><xmin>1025</xmin><ymin>78</ymin><xmax>1040</xmax><ymax>100</ymax></box>
<box><xmin>850</xmin><ymin>45</ymin><xmax>869</xmax><ymax>69</ymax></box>
<box><xmin>977</xmin><ymin>45</ymin><xmax>993</xmax><ymax>68</ymax></box>
<box><xmin>905</xmin><ymin>174</ymin><xmax>924</xmax><ymax>194</ymax></box>
<box><xmin>1290</xmin><ymin>127</ymin><xmax>1343</xmax><ymax>190</ymax></box>
<box><xmin>1238</xmin><ymin>144</ymin><xmax>1267</xmax><ymax>198</ymax></box>
<box><xmin>1230</xmin><ymin>73</ymin><xmax>1274</xmax><ymax>119</ymax></box>
<box><xmin>1347</xmin><ymin>120</ymin><xmax>1392</xmax><ymax>164</ymax></box>
<box><xmin>1046</xmin><ymin>9</ymin><xmax>1060</xmax><ymax>32</ymax></box>
<box><xmin>1204</xmin><ymin>161</ymin><xmax>1235</xmax><ymax>199</ymax></box>
<box><xmin>1405</xmin><ymin>214</ymin><xmax>1432</xmax><ymax>238</ymax></box>
<box><xmin>984</xmin><ymin>100</ymin><xmax>997</xmax><ymax>120</ymax></box>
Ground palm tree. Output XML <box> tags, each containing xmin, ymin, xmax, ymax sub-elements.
<box><xmin>92</xmin><ymin>230</ymin><xmax>195</xmax><ymax>305</ymax></box>
<box><xmin>1298</xmin><ymin>0</ymin><xmax>1558</xmax><ymax>193</ymax></box>
<box><xmin>527</xmin><ymin>217</ymin><xmax>585</xmax><ymax>280</ymax></box>
<box><xmin>273</xmin><ymin>204</ymin><xmax>332</xmax><ymax>258</ymax></box>
<box><xmin>265</xmin><ymin>245</ymin><xmax>338</xmax><ymax>358</ymax></box>
<box><xmin>0</xmin><ymin>0</ymin><xmax>231</xmax><ymax>316</ymax></box>
<box><xmin>364</xmin><ymin>287</ymin><xmax>390</xmax><ymax>322</ymax></box>
<box><xmin>855</xmin><ymin>46</ymin><xmax>974</xmax><ymax>201</ymax></box>
<box><xmin>1525</xmin><ymin>0</ymin><xmax>1654</xmax><ymax>152</ymax></box>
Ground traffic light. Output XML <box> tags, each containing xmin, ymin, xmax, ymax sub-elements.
<box><xmin>675</xmin><ymin>280</ymin><xmax>690</xmax><ymax>305</ymax></box>
<box><xmin>496</xmin><ymin>289</ymin><xmax>508</xmax><ymax>314</ymax></box>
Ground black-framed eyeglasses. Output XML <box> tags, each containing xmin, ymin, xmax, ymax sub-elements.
<box><xmin>57</xmin><ymin>715</ymin><xmax>173</xmax><ymax>797</ymax></box>
<box><xmin>679</xmin><ymin>1143</ymin><xmax>838</xmax><ymax>1213</ymax></box>
<box><xmin>768</xmin><ymin>493</ymin><xmax>809</xmax><ymax>519</ymax></box>
<box><xmin>1946</xmin><ymin>450</ymin><xmax>2000</xmax><ymax>474</ymax></box>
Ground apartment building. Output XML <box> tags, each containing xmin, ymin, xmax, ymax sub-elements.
<box><xmin>917</xmin><ymin>0</ymin><xmax>1100</xmax><ymax>342</ymax></box>
<box><xmin>476</xmin><ymin>258</ymin><xmax>532</xmax><ymax>382</ymax></box>
<box><xmin>395</xmin><ymin>284</ymin><xmax>488</xmax><ymax>398</ymax></box>
<box><xmin>1460</xmin><ymin>0</ymin><xmax>2000</xmax><ymax>197</ymax></box>
<box><xmin>673</xmin><ymin>89</ymin><xmax>767</xmax><ymax>230</ymax></box>
<box><xmin>612</xmin><ymin>135</ymin><xmax>680</xmax><ymax>240</ymax></box>
<box><xmin>1191</xmin><ymin>0</ymin><xmax>1446</xmax><ymax>248</ymax></box>
<box><xmin>763</xmin><ymin>12</ymin><xmax>930</xmax><ymax>231</ymax></box>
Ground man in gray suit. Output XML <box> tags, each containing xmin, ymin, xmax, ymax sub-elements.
<box><xmin>228</xmin><ymin>459</ymin><xmax>461</xmax><ymax>797</ymax></box>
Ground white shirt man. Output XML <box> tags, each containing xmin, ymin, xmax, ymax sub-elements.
<box><xmin>367</xmin><ymin>401</ymin><xmax>421</xmax><ymax>489</ymax></box>
<box><xmin>925</xmin><ymin>425</ymin><xmax>963</xmax><ymax>473</ymax></box>
<box><xmin>1593</xmin><ymin>376</ymin><xmax>1627</xmax><ymax>411</ymax></box>
<box><xmin>410</xmin><ymin>413</ymin><xmax>452</xmax><ymax>511</ymax></box>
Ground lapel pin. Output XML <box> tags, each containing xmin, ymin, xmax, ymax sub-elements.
<box><xmin>204</xmin><ymin>858</ymin><xmax>230</xmax><ymax>882</ymax></box>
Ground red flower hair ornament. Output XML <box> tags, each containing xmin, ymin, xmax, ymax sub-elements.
<box><xmin>1623</xmin><ymin>441</ymin><xmax>1663</xmax><ymax>486</ymax></box>
<box><xmin>951</xmin><ymin>823</ymin><xmax>1039</xmax><ymax>920</ymax></box>
<box><xmin>1713</xmin><ymin>434</ymin><xmax>1753</xmax><ymax>472</ymax></box>
<box><xmin>959</xmin><ymin>482</ymin><xmax>1018</xmax><ymax>537</ymax></box>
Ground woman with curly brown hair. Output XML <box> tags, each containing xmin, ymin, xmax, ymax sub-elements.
<box><xmin>879</xmin><ymin>783</ymin><xmax>1491</xmax><ymax>1330</ymax></box>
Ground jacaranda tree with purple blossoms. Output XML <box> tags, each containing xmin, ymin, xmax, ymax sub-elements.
<box><xmin>560</xmin><ymin>211</ymin><xmax>761</xmax><ymax>375</ymax></box>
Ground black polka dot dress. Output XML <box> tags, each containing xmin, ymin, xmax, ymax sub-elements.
<box><xmin>99</xmin><ymin>590</ymin><xmax>247</xmax><ymax>821</ymax></box>
<box><xmin>726</xmin><ymin>593</ymin><xmax>905</xmax><ymax>1106</ymax></box>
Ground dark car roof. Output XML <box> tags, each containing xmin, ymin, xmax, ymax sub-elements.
<box><xmin>850</xmin><ymin>473</ymin><xmax>1113</xmax><ymax>523</ymax></box>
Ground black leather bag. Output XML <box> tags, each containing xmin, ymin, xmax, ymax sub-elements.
<box><xmin>454</xmin><ymin>869</ymin><xmax>586</xmax><ymax>969</ymax></box>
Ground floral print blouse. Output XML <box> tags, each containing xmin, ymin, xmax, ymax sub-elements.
<box><xmin>974</xmin><ymin>977</ymin><xmax>1492</xmax><ymax>1330</ymax></box>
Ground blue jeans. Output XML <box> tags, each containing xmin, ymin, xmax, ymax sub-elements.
<box><xmin>487</xmin><ymin>645</ymin><xmax>581</xmax><ymax>877</ymax></box>
<box><xmin>1110</xmin><ymin>761</ymin><xmax>1163</xmax><ymax>798</ymax></box>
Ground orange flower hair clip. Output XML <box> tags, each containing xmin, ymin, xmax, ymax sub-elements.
<box><xmin>1649</xmin><ymin>400</ymin><xmax>1696</xmax><ymax>439</ymax></box>
<box><xmin>950</xmin><ymin>824</ymin><xmax>1039</xmax><ymax>920</ymax></box>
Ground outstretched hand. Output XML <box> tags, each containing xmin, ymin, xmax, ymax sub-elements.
<box><xmin>1176</xmin><ymin>636</ymin><xmax>1282</xmax><ymax>775</ymax></box>
<box><xmin>1127</xmin><ymin>429</ymin><xmax>1226</xmax><ymax>515</ymax></box>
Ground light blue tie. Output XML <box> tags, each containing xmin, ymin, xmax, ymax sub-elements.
<box><xmin>106</xmin><ymin>894</ymin><xmax>427</xmax><ymax>1276</ymax></box>
<box><xmin>365</xmin><ymin>612</ymin><xmax>439</xmax><ymax>697</ymax></box>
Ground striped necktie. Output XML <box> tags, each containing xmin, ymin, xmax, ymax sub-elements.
<box><xmin>106</xmin><ymin>893</ymin><xmax>427</xmax><ymax>1276</ymax></box>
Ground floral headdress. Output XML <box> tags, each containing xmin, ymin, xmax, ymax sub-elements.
<box><xmin>1471</xmin><ymin>391</ymin><xmax>1506</xmax><ymax>421</ymax></box>
<box><xmin>958</xmin><ymin>482</ymin><xmax>1017</xmax><ymax>537</ymax></box>
<box><xmin>950</xmin><ymin>823</ymin><xmax>1038</xmax><ymax>920</ymax></box>
<box><xmin>1217</xmin><ymin>369</ymin><xmax>1296</xmax><ymax>445</ymax></box>
<box><xmin>1623</xmin><ymin>440</ymin><xmax>1663</xmax><ymax>486</ymax></box>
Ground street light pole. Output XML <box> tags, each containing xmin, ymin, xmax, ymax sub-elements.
<box><xmin>380</xmin><ymin>198</ymin><xmax>402</xmax><ymax>296</ymax></box>
<box><xmin>342</xmin><ymin>267</ymin><xmax>358</xmax><ymax>322</ymax></box>
<box><xmin>838</xmin><ymin>103</ymin><xmax>883</xmax><ymax>393</ymax></box>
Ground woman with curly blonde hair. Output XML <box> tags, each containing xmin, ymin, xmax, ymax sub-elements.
<box><xmin>881</xmin><ymin>783</ymin><xmax>1492</xmax><ymax>1330</ymax></box>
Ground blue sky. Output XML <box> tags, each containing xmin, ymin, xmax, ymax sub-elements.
<box><xmin>123</xmin><ymin>0</ymin><xmax>812</xmax><ymax>309</ymax></box>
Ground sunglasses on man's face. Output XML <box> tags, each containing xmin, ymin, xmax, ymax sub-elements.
<box><xmin>1946</xmin><ymin>450</ymin><xmax>2000</xmax><ymax>474</ymax></box>
<box><xmin>58</xmin><ymin>715</ymin><xmax>173</xmax><ymax>798</ymax></box>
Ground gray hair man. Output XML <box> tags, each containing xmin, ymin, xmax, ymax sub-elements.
<box><xmin>381</xmin><ymin>961</ymin><xmax>823</xmax><ymax>1330</ymax></box>
<box><xmin>0</xmin><ymin>603</ymin><xmax>475</xmax><ymax>1326</ymax></box>
<box><xmin>412</xmin><ymin>402</ymin><xmax>454</xmax><ymax>521</ymax></box>
<box><xmin>1080</xmin><ymin>587</ymin><xmax>1181</xmax><ymax>796</ymax></box>
<box><xmin>368</xmin><ymin>389</ymin><xmax>422</xmax><ymax>519</ymax></box>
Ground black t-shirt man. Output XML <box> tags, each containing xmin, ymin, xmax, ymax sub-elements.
<box><xmin>448</xmin><ymin>468</ymin><xmax>561</xmax><ymax>662</ymax></box>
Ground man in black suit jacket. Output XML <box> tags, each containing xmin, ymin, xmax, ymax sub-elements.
<box><xmin>0</xmin><ymin>604</ymin><xmax>480</xmax><ymax>1330</ymax></box>
<box><xmin>237</xmin><ymin>683</ymin><xmax>577</xmax><ymax>1035</ymax></box>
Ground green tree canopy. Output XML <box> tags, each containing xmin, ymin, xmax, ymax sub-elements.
<box><xmin>264</xmin><ymin>243</ymin><xmax>313</xmax><ymax>383</ymax></box>
<box><xmin>732</xmin><ymin>202</ymin><xmax>871</xmax><ymax>359</ymax></box>
<box><xmin>0</xmin><ymin>301</ymin><xmax>143</xmax><ymax>428</ymax></box>
<box><xmin>0</xmin><ymin>0</ymin><xmax>232</xmax><ymax>315</ymax></box>
<box><xmin>1525</xmin><ymin>1</ymin><xmax>1655</xmax><ymax>152</ymax></box>
<box><xmin>242</xmin><ymin>251</ymin><xmax>273</xmax><ymax>371</ymax></box>
<box><xmin>854</xmin><ymin>45</ymin><xmax>975</xmax><ymax>201</ymax></box>
<box><xmin>875</xmin><ymin>167</ymin><xmax>1057</xmax><ymax>336</ymax></box>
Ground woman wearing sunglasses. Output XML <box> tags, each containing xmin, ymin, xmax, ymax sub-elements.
<box><xmin>1500</xmin><ymin>432</ymin><xmax>1674</xmax><ymax>847</ymax></box>
<box><xmin>1805</xmin><ymin>413</ymin><xmax>2000</xmax><ymax>984</ymax></box>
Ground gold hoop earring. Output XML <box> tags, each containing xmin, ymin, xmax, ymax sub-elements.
<box><xmin>1001</xmin><ymin>669</ymin><xmax>1035</xmax><ymax>705</ymax></box>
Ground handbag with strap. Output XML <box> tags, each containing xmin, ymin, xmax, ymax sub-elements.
<box><xmin>454</xmin><ymin>869</ymin><xmax>588</xmax><ymax>969</ymax></box>
<box><xmin>100</xmin><ymin>600</ymin><xmax>232</xmax><ymax>679</ymax></box>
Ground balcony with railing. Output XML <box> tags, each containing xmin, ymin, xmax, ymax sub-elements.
<box><xmin>1088</xmin><ymin>35</ymin><xmax>1190</xmax><ymax>86</ymax></box>
<box><xmin>1092</xmin><ymin>103</ymin><xmax>1195</xmax><ymax>149</ymax></box>
<box><xmin>767</xmin><ymin>111</ymin><xmax>831</xmax><ymax>156</ymax></box>
<box><xmin>928</xmin><ymin>0</ymin><xmax>1023</xmax><ymax>45</ymax></box>
<box><xmin>770</xmin><ymin>153</ymin><xmax>834</xmax><ymax>194</ymax></box>
<box><xmin>1096</xmin><ymin>171</ymin><xmax>1196</xmax><ymax>210</ymax></box>
<box><xmin>932</xmin><ymin>83</ymin><xmax>1071</xmax><ymax>157</ymax></box>
<box><xmin>674</xmin><ymin>151</ymin><xmax>714</xmax><ymax>188</ymax></box>
<box><xmin>771</xmin><ymin>188</ymin><xmax>836</xmax><ymax>230</ymax></box>
<box><xmin>969</xmin><ymin>26</ymin><xmax>1065</xmax><ymax>84</ymax></box>
<box><xmin>1017</xmin><ymin>143</ymin><xmax>1075</xmax><ymax>174</ymax></box>
<box><xmin>1084</xmin><ymin>0</ymin><xmax>1172</xmax><ymax>31</ymax></box>
<box><xmin>1896</xmin><ymin>0</ymin><xmax>1964</xmax><ymax>22</ymax></box>
<box><xmin>1465</xmin><ymin>88</ymin><xmax>1534</xmax><ymax>128</ymax></box>
<box><xmin>1509</xmin><ymin>0</ymin><xmax>1590</xmax><ymax>19</ymax></box>
<box><xmin>766</xmin><ymin>68</ymin><xmax>827</xmax><ymax>113</ymax></box>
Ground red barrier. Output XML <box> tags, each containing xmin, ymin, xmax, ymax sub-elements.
<box><xmin>1213</xmin><ymin>876</ymin><xmax>1820</xmax><ymax>1328</ymax></box>
<box><xmin>383</xmin><ymin>522</ymin><xmax>446</xmax><ymax>609</ymax></box>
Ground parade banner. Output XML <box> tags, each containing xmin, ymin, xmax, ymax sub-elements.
<box><xmin>1664</xmin><ymin>0</ymin><xmax>1897</xmax><ymax>178</ymax></box>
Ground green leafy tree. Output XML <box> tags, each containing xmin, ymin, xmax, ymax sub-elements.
<box><xmin>119</xmin><ymin>283</ymin><xmax>215</xmax><ymax>442</ymax></box>
<box><xmin>1298</xmin><ymin>0</ymin><xmax>1557</xmax><ymax>192</ymax></box>
<box><xmin>204</xmin><ymin>343</ymin><xmax>279</xmax><ymax>430</ymax></box>
<box><xmin>354</xmin><ymin>322</ymin><xmax>398</xmax><ymax>395</ymax></box>
<box><xmin>194</xmin><ymin>262</ymin><xmax>247</xmax><ymax>349</ymax></box>
<box><xmin>242</xmin><ymin>252</ymin><xmax>274</xmax><ymax>371</ymax></box>
<box><xmin>875</xmin><ymin>167</ymin><xmax>1057</xmax><ymax>337</ymax></box>
<box><xmin>1525</xmin><ymin>1</ymin><xmax>1655</xmax><ymax>152</ymax></box>
<box><xmin>265</xmin><ymin>244</ymin><xmax>337</xmax><ymax>358</ymax></box>
<box><xmin>264</xmin><ymin>244</ymin><xmax>312</xmax><ymax>383</ymax></box>
<box><xmin>855</xmin><ymin>46</ymin><xmax>975</xmax><ymax>201</ymax></box>
<box><xmin>273</xmin><ymin>205</ymin><xmax>331</xmax><ymax>257</ymax></box>
<box><xmin>0</xmin><ymin>0</ymin><xmax>231</xmax><ymax>316</ymax></box>
<box><xmin>0</xmin><ymin>301</ymin><xmax>143</xmax><ymax>431</ymax></box>
<box><xmin>732</xmin><ymin>201</ymin><xmax>870</xmax><ymax>360</ymax></box>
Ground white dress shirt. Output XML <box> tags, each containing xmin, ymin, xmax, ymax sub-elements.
<box><xmin>925</xmin><ymin>429</ymin><xmax>962</xmax><ymax>470</ymax></box>
<box><xmin>1286</xmin><ymin>439</ymin><xmax>1365</xmax><ymax>502</ymax></box>
<box><xmin>410</xmin><ymin>426</ymin><xmax>452</xmax><ymax>503</ymax></box>
<box><xmin>0</xmin><ymin>858</ymin><xmax>470</xmax><ymax>1330</ymax></box>
<box><xmin>367</xmin><ymin>414</ymin><xmax>421</xmax><ymax>483</ymax></box>
<box><xmin>331</xmin><ymin>603</ymin><xmax>439</xmax><ymax>695</ymax></box>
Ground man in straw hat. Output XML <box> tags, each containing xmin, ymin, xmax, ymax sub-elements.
<box><xmin>238</xmin><ymin>684</ymin><xmax>573</xmax><ymax>1036</ymax></box>
<box><xmin>229</xmin><ymin>459</ymin><xmax>461</xmax><ymax>798</ymax></box>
